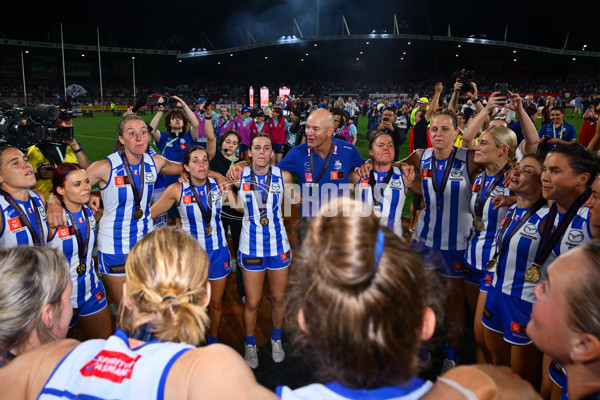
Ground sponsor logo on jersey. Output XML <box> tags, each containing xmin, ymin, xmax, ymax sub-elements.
<box><xmin>523</xmin><ymin>224</ymin><xmax>538</xmax><ymax>235</ymax></box>
<box><xmin>360</xmin><ymin>180</ymin><xmax>369</xmax><ymax>187</ymax></box>
<box><xmin>7</xmin><ymin>217</ymin><xmax>22</xmax><ymax>231</ymax></box>
<box><xmin>304</xmin><ymin>172</ymin><xmax>313</xmax><ymax>183</ymax></box>
<box><xmin>80</xmin><ymin>350</ymin><xmax>141</xmax><ymax>383</ymax></box>
<box><xmin>281</xmin><ymin>251</ymin><xmax>290</xmax><ymax>261</ymax></box>
<box><xmin>96</xmin><ymin>291</ymin><xmax>105</xmax><ymax>302</ymax></box>
<box><xmin>182</xmin><ymin>195</ymin><xmax>194</xmax><ymax>205</ymax></box>
<box><xmin>58</xmin><ymin>226</ymin><xmax>76</xmax><ymax>239</ymax></box>
<box><xmin>568</xmin><ymin>230</ymin><xmax>585</xmax><ymax>243</ymax></box>
<box><xmin>510</xmin><ymin>321</ymin><xmax>527</xmax><ymax>334</ymax></box>
<box><xmin>421</xmin><ymin>169</ymin><xmax>432</xmax><ymax>178</ymax></box>
<box><xmin>114</xmin><ymin>176</ymin><xmax>130</xmax><ymax>186</ymax></box>
<box><xmin>330</xmin><ymin>171</ymin><xmax>344</xmax><ymax>180</ymax></box>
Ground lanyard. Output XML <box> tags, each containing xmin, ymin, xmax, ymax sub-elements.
<box><xmin>551</xmin><ymin>123</ymin><xmax>565</xmax><ymax>139</ymax></box>
<box><xmin>161</xmin><ymin>136</ymin><xmax>181</xmax><ymax>156</ymax></box>
<box><xmin>120</xmin><ymin>152</ymin><xmax>145</xmax><ymax>213</ymax></box>
<box><xmin>308</xmin><ymin>140</ymin><xmax>336</xmax><ymax>184</ymax></box>
<box><xmin>474</xmin><ymin>164</ymin><xmax>511</xmax><ymax>221</ymax></box>
<box><xmin>431</xmin><ymin>147</ymin><xmax>457</xmax><ymax>211</ymax></box>
<box><xmin>492</xmin><ymin>199</ymin><xmax>547</xmax><ymax>264</ymax></box>
<box><xmin>369</xmin><ymin>168</ymin><xmax>394</xmax><ymax>207</ymax></box>
<box><xmin>0</xmin><ymin>189</ymin><xmax>44</xmax><ymax>245</ymax></box>
<box><xmin>533</xmin><ymin>190</ymin><xmax>590</xmax><ymax>267</ymax></box>
<box><xmin>250</xmin><ymin>167</ymin><xmax>272</xmax><ymax>218</ymax></box>
<box><xmin>62</xmin><ymin>203</ymin><xmax>90</xmax><ymax>266</ymax></box>
<box><xmin>189</xmin><ymin>181</ymin><xmax>212</xmax><ymax>230</ymax></box>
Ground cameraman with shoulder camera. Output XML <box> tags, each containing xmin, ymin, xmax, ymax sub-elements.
<box><xmin>27</xmin><ymin>102</ymin><xmax>91</xmax><ymax>200</ymax></box>
<box><xmin>367</xmin><ymin>106</ymin><xmax>407</xmax><ymax>161</ymax></box>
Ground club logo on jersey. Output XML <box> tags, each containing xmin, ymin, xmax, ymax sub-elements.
<box><xmin>114</xmin><ymin>176</ymin><xmax>130</xmax><ymax>186</ymax></box>
<box><xmin>211</xmin><ymin>190</ymin><xmax>221</xmax><ymax>202</ymax></box>
<box><xmin>421</xmin><ymin>169</ymin><xmax>432</xmax><ymax>178</ymax></box>
<box><xmin>568</xmin><ymin>230</ymin><xmax>585</xmax><ymax>243</ymax></box>
<box><xmin>334</xmin><ymin>160</ymin><xmax>342</xmax><ymax>171</ymax></box>
<box><xmin>7</xmin><ymin>217</ymin><xmax>22</xmax><ymax>231</ymax></box>
<box><xmin>80</xmin><ymin>350</ymin><xmax>141</xmax><ymax>383</ymax></box>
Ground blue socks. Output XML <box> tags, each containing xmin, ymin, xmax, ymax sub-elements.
<box><xmin>444</xmin><ymin>343</ymin><xmax>458</xmax><ymax>361</ymax></box>
<box><xmin>272</xmin><ymin>328</ymin><xmax>282</xmax><ymax>341</ymax></box>
<box><xmin>245</xmin><ymin>334</ymin><xmax>256</xmax><ymax>346</ymax></box>
<box><xmin>207</xmin><ymin>336</ymin><xmax>218</xmax><ymax>345</ymax></box>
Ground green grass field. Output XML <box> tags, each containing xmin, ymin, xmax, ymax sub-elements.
<box><xmin>72</xmin><ymin>111</ymin><xmax>586</xmax><ymax>217</ymax></box>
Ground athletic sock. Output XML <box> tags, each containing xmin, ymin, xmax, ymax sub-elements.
<box><xmin>207</xmin><ymin>336</ymin><xmax>218</xmax><ymax>344</ymax></box>
<box><xmin>444</xmin><ymin>343</ymin><xmax>458</xmax><ymax>361</ymax></box>
<box><xmin>245</xmin><ymin>334</ymin><xmax>256</xmax><ymax>346</ymax></box>
<box><xmin>272</xmin><ymin>328</ymin><xmax>282</xmax><ymax>341</ymax></box>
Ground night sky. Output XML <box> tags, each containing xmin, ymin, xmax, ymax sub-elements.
<box><xmin>2</xmin><ymin>1</ymin><xmax>595</xmax><ymax>52</ymax></box>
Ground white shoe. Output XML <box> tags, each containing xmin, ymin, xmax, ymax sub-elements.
<box><xmin>244</xmin><ymin>344</ymin><xmax>259</xmax><ymax>369</ymax></box>
<box><xmin>271</xmin><ymin>339</ymin><xmax>285</xmax><ymax>363</ymax></box>
<box><xmin>440</xmin><ymin>358</ymin><xmax>456</xmax><ymax>374</ymax></box>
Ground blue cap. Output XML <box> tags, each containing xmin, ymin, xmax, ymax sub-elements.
<box><xmin>195</xmin><ymin>98</ymin><xmax>206</xmax><ymax>104</ymax></box>
<box><xmin>241</xmin><ymin>106</ymin><xmax>252</xmax><ymax>113</ymax></box>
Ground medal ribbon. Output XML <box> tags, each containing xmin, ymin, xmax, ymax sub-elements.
<box><xmin>62</xmin><ymin>202</ymin><xmax>90</xmax><ymax>266</ymax></box>
<box><xmin>533</xmin><ymin>190</ymin><xmax>590</xmax><ymax>267</ymax></box>
<box><xmin>309</xmin><ymin>140</ymin><xmax>336</xmax><ymax>184</ymax></box>
<box><xmin>0</xmin><ymin>189</ymin><xmax>44</xmax><ymax>245</ymax></box>
<box><xmin>474</xmin><ymin>164</ymin><xmax>512</xmax><ymax>221</ymax></box>
<box><xmin>250</xmin><ymin>167</ymin><xmax>272</xmax><ymax>220</ymax></box>
<box><xmin>369</xmin><ymin>168</ymin><xmax>394</xmax><ymax>208</ymax></box>
<box><xmin>491</xmin><ymin>199</ymin><xmax>547</xmax><ymax>263</ymax></box>
<box><xmin>120</xmin><ymin>152</ymin><xmax>145</xmax><ymax>215</ymax></box>
<box><xmin>431</xmin><ymin>147</ymin><xmax>457</xmax><ymax>210</ymax></box>
<box><xmin>189</xmin><ymin>181</ymin><xmax>212</xmax><ymax>231</ymax></box>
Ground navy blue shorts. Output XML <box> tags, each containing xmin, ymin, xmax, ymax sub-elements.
<box><xmin>463</xmin><ymin>263</ymin><xmax>493</xmax><ymax>291</ymax></box>
<box><xmin>238</xmin><ymin>250</ymin><xmax>291</xmax><ymax>272</ymax></box>
<box><xmin>207</xmin><ymin>246</ymin><xmax>232</xmax><ymax>280</ymax></box>
<box><xmin>69</xmin><ymin>282</ymin><xmax>108</xmax><ymax>328</ymax></box>
<box><xmin>97</xmin><ymin>252</ymin><xmax>127</xmax><ymax>276</ymax></box>
<box><xmin>482</xmin><ymin>287</ymin><xmax>533</xmax><ymax>345</ymax></box>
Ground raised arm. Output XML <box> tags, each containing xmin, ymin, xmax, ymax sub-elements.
<box><xmin>149</xmin><ymin>97</ymin><xmax>166</xmax><ymax>142</ymax></box>
<box><xmin>466</xmin><ymin>82</ymin><xmax>484</xmax><ymax>113</ymax></box>
<box><xmin>462</xmin><ymin>92</ymin><xmax>503</xmax><ymax>149</ymax></box>
<box><xmin>506</xmin><ymin>91</ymin><xmax>538</xmax><ymax>155</ymax></box>
<box><xmin>424</xmin><ymin>82</ymin><xmax>444</xmax><ymax>122</ymax></box>
<box><xmin>64</xmin><ymin>139</ymin><xmax>91</xmax><ymax>169</ymax></box>
<box><xmin>204</xmin><ymin>105</ymin><xmax>217</xmax><ymax>160</ymax></box>
<box><xmin>448</xmin><ymin>79</ymin><xmax>462</xmax><ymax>112</ymax></box>
<box><xmin>172</xmin><ymin>95</ymin><xmax>199</xmax><ymax>141</ymax></box>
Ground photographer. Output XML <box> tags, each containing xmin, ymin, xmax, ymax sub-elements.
<box><xmin>367</xmin><ymin>106</ymin><xmax>407</xmax><ymax>161</ymax></box>
<box><xmin>27</xmin><ymin>102</ymin><xmax>91</xmax><ymax>199</ymax></box>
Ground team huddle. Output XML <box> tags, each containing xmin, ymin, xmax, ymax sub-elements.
<box><xmin>0</xmin><ymin>92</ymin><xmax>599</xmax><ymax>399</ymax></box>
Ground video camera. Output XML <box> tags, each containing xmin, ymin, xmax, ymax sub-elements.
<box><xmin>0</xmin><ymin>104</ymin><xmax>74</xmax><ymax>149</ymax></box>
<box><xmin>451</xmin><ymin>69</ymin><xmax>476</xmax><ymax>93</ymax></box>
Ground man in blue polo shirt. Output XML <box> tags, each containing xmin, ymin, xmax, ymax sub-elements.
<box><xmin>227</xmin><ymin>108</ymin><xmax>366</xmax><ymax>240</ymax></box>
<box><xmin>538</xmin><ymin>106</ymin><xmax>576</xmax><ymax>153</ymax></box>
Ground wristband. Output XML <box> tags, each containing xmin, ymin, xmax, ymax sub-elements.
<box><xmin>73</xmin><ymin>143</ymin><xmax>84</xmax><ymax>154</ymax></box>
<box><xmin>472</xmin><ymin>97</ymin><xmax>480</xmax><ymax>104</ymax></box>
<box><xmin>205</xmin><ymin>117</ymin><xmax>212</xmax><ymax>120</ymax></box>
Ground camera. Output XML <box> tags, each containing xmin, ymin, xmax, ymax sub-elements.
<box><xmin>158</xmin><ymin>94</ymin><xmax>180</xmax><ymax>109</ymax></box>
<box><xmin>0</xmin><ymin>104</ymin><xmax>74</xmax><ymax>149</ymax></box>
<box><xmin>383</xmin><ymin>117</ymin><xmax>390</xmax><ymax>122</ymax></box>
<box><xmin>451</xmin><ymin>69</ymin><xmax>476</xmax><ymax>93</ymax></box>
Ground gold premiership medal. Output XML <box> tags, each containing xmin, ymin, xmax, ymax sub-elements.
<box><xmin>260</xmin><ymin>217</ymin><xmax>269</xmax><ymax>227</ymax></box>
<box><xmin>524</xmin><ymin>266</ymin><xmax>541</xmax><ymax>283</ymax></box>
<box><xmin>205</xmin><ymin>226</ymin><xmax>213</xmax><ymax>235</ymax></box>
<box><xmin>475</xmin><ymin>218</ymin><xmax>484</xmax><ymax>231</ymax></box>
<box><xmin>76</xmin><ymin>263</ymin><xmax>86</xmax><ymax>275</ymax></box>
<box><xmin>486</xmin><ymin>258</ymin><xmax>497</xmax><ymax>271</ymax></box>
<box><xmin>133</xmin><ymin>208</ymin><xmax>143</xmax><ymax>219</ymax></box>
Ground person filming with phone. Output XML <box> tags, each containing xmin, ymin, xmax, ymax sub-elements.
<box><xmin>366</xmin><ymin>106</ymin><xmax>406</xmax><ymax>161</ymax></box>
